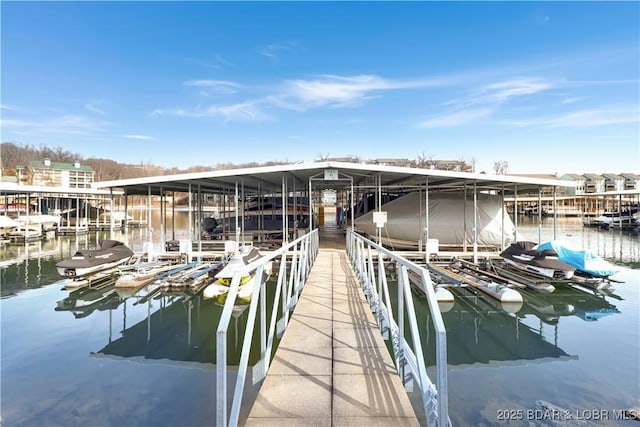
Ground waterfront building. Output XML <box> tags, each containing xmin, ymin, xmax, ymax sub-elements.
<box><xmin>16</xmin><ymin>158</ymin><xmax>94</xmax><ymax>188</ymax></box>
<box><xmin>560</xmin><ymin>174</ymin><xmax>587</xmax><ymax>196</ymax></box>
<box><xmin>621</xmin><ymin>173</ymin><xmax>640</xmax><ymax>190</ymax></box>
<box><xmin>583</xmin><ymin>173</ymin><xmax>606</xmax><ymax>194</ymax></box>
<box><xmin>602</xmin><ymin>173</ymin><xmax>626</xmax><ymax>192</ymax></box>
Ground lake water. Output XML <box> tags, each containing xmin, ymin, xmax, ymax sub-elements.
<box><xmin>1</xmin><ymin>213</ymin><xmax>638</xmax><ymax>426</ymax></box>
<box><xmin>414</xmin><ymin>216</ymin><xmax>640</xmax><ymax>426</ymax></box>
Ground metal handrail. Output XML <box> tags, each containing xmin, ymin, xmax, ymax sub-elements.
<box><xmin>346</xmin><ymin>230</ymin><xmax>450</xmax><ymax>427</ymax></box>
<box><xmin>216</xmin><ymin>229</ymin><xmax>319</xmax><ymax>426</ymax></box>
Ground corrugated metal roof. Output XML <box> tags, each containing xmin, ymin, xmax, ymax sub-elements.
<box><xmin>92</xmin><ymin>161</ymin><xmax>575</xmax><ymax>196</ymax></box>
<box><xmin>0</xmin><ymin>182</ymin><xmax>119</xmax><ymax>196</ymax></box>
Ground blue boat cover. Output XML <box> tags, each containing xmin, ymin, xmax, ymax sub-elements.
<box><xmin>535</xmin><ymin>240</ymin><xmax>619</xmax><ymax>278</ymax></box>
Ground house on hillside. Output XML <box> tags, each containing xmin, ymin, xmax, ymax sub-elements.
<box><xmin>620</xmin><ymin>173</ymin><xmax>640</xmax><ymax>190</ymax></box>
<box><xmin>16</xmin><ymin>158</ymin><xmax>95</xmax><ymax>188</ymax></box>
<box><xmin>560</xmin><ymin>174</ymin><xmax>586</xmax><ymax>196</ymax></box>
<box><xmin>583</xmin><ymin>173</ymin><xmax>606</xmax><ymax>194</ymax></box>
<box><xmin>601</xmin><ymin>173</ymin><xmax>626</xmax><ymax>192</ymax></box>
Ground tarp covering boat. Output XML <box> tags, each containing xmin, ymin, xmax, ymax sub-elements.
<box><xmin>535</xmin><ymin>240</ymin><xmax>619</xmax><ymax>278</ymax></box>
<box><xmin>354</xmin><ymin>192</ymin><xmax>517</xmax><ymax>248</ymax></box>
<box><xmin>500</xmin><ymin>241</ymin><xmax>576</xmax><ymax>279</ymax></box>
<box><xmin>56</xmin><ymin>240</ymin><xmax>134</xmax><ymax>277</ymax></box>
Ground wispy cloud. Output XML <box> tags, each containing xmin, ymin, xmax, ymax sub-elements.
<box><xmin>417</xmin><ymin>77</ymin><xmax>556</xmax><ymax>129</ymax></box>
<box><xmin>123</xmin><ymin>134</ymin><xmax>154</xmax><ymax>140</ymax></box>
<box><xmin>417</xmin><ymin>109</ymin><xmax>493</xmax><ymax>128</ymax></box>
<box><xmin>158</xmin><ymin>73</ymin><xmax>442</xmax><ymax>121</ymax></box>
<box><xmin>198</xmin><ymin>53</ymin><xmax>237</xmax><ymax>70</ymax></box>
<box><xmin>1</xmin><ymin>114</ymin><xmax>111</xmax><ymax>135</ymax></box>
<box><xmin>85</xmin><ymin>103</ymin><xmax>105</xmax><ymax>115</ymax></box>
<box><xmin>504</xmin><ymin>106</ymin><xmax>640</xmax><ymax>128</ymax></box>
<box><xmin>153</xmin><ymin>100</ymin><xmax>271</xmax><ymax>122</ymax></box>
<box><xmin>445</xmin><ymin>78</ymin><xmax>556</xmax><ymax>109</ymax></box>
<box><xmin>278</xmin><ymin>74</ymin><xmax>441</xmax><ymax>109</ymax></box>
<box><xmin>0</xmin><ymin>118</ymin><xmax>31</xmax><ymax>127</ymax></box>
<box><xmin>561</xmin><ymin>97</ymin><xmax>586</xmax><ymax>104</ymax></box>
<box><xmin>183</xmin><ymin>79</ymin><xmax>240</xmax><ymax>94</ymax></box>
<box><xmin>1</xmin><ymin>104</ymin><xmax>23</xmax><ymax>112</ymax></box>
<box><xmin>214</xmin><ymin>53</ymin><xmax>236</xmax><ymax>68</ymax></box>
<box><xmin>260</xmin><ymin>41</ymin><xmax>304</xmax><ymax>63</ymax></box>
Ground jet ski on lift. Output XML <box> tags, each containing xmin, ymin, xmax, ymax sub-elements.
<box><xmin>56</xmin><ymin>240</ymin><xmax>134</xmax><ymax>278</ymax></box>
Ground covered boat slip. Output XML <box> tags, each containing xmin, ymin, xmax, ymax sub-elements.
<box><xmin>93</xmin><ymin>161</ymin><xmax>575</xmax><ymax>261</ymax></box>
<box><xmin>90</xmin><ymin>163</ymin><xmax>574</xmax><ymax>426</ymax></box>
<box><xmin>0</xmin><ymin>182</ymin><xmax>129</xmax><ymax>235</ymax></box>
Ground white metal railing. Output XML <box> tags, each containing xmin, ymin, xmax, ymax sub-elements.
<box><xmin>346</xmin><ymin>230</ymin><xmax>450</xmax><ymax>427</ymax></box>
<box><xmin>216</xmin><ymin>229</ymin><xmax>319</xmax><ymax>426</ymax></box>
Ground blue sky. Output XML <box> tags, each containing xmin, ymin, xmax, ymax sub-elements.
<box><xmin>1</xmin><ymin>1</ymin><xmax>638</xmax><ymax>174</ymax></box>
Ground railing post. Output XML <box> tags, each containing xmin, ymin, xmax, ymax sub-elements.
<box><xmin>347</xmin><ymin>231</ymin><xmax>449</xmax><ymax>426</ymax></box>
<box><xmin>216</xmin><ymin>230</ymin><xmax>319</xmax><ymax>427</ymax></box>
<box><xmin>398</xmin><ymin>265</ymin><xmax>406</xmax><ymax>382</ymax></box>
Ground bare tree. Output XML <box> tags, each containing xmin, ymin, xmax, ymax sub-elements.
<box><xmin>415</xmin><ymin>151</ymin><xmax>434</xmax><ymax>168</ymax></box>
<box><xmin>493</xmin><ymin>160</ymin><xmax>510</xmax><ymax>175</ymax></box>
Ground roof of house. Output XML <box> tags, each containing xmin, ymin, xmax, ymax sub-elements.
<box><xmin>583</xmin><ymin>173</ymin><xmax>605</xmax><ymax>180</ymax></box>
<box><xmin>560</xmin><ymin>173</ymin><xmax>585</xmax><ymax>180</ymax></box>
<box><xmin>621</xmin><ymin>172</ymin><xmax>640</xmax><ymax>180</ymax></box>
<box><xmin>601</xmin><ymin>173</ymin><xmax>625</xmax><ymax>180</ymax></box>
<box><xmin>17</xmin><ymin>160</ymin><xmax>94</xmax><ymax>172</ymax></box>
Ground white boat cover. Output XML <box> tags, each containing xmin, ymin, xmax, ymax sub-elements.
<box><xmin>354</xmin><ymin>192</ymin><xmax>516</xmax><ymax>248</ymax></box>
<box><xmin>0</xmin><ymin>215</ymin><xmax>18</xmax><ymax>228</ymax></box>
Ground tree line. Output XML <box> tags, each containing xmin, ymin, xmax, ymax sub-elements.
<box><xmin>0</xmin><ymin>142</ymin><xmax>293</xmax><ymax>182</ymax></box>
<box><xmin>1</xmin><ymin>142</ymin><xmax>510</xmax><ymax>182</ymax></box>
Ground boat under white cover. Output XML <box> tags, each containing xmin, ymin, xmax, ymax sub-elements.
<box><xmin>203</xmin><ymin>245</ymin><xmax>271</xmax><ymax>302</ymax></box>
<box><xmin>354</xmin><ymin>192</ymin><xmax>518</xmax><ymax>249</ymax></box>
<box><xmin>56</xmin><ymin>240</ymin><xmax>134</xmax><ymax>277</ymax></box>
<box><xmin>0</xmin><ymin>215</ymin><xmax>18</xmax><ymax>236</ymax></box>
<box><xmin>17</xmin><ymin>214</ymin><xmax>61</xmax><ymax>231</ymax></box>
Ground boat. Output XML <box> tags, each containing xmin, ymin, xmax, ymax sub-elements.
<box><xmin>115</xmin><ymin>261</ymin><xmax>178</xmax><ymax>289</ymax></box>
<box><xmin>16</xmin><ymin>214</ymin><xmax>61</xmax><ymax>232</ymax></box>
<box><xmin>522</xmin><ymin>205</ymin><xmax>547</xmax><ymax>216</ymax></box>
<box><xmin>202</xmin><ymin>245</ymin><xmax>271</xmax><ymax>303</ymax></box>
<box><xmin>428</xmin><ymin>261</ymin><xmax>523</xmax><ymax>304</ymax></box>
<box><xmin>500</xmin><ymin>241</ymin><xmax>575</xmax><ymax>280</ymax></box>
<box><xmin>0</xmin><ymin>215</ymin><xmax>18</xmax><ymax>238</ymax></box>
<box><xmin>535</xmin><ymin>240</ymin><xmax>619</xmax><ymax>280</ymax></box>
<box><xmin>487</xmin><ymin>258</ymin><xmax>556</xmax><ymax>293</ymax></box>
<box><xmin>590</xmin><ymin>207</ymin><xmax>639</xmax><ymax>228</ymax></box>
<box><xmin>56</xmin><ymin>240</ymin><xmax>134</xmax><ymax>277</ymax></box>
<box><xmin>8</xmin><ymin>220</ymin><xmax>44</xmax><ymax>242</ymax></box>
<box><xmin>354</xmin><ymin>192</ymin><xmax>518</xmax><ymax>250</ymax></box>
<box><xmin>163</xmin><ymin>262</ymin><xmax>224</xmax><ymax>288</ymax></box>
<box><xmin>204</xmin><ymin>196</ymin><xmax>310</xmax><ymax>239</ymax></box>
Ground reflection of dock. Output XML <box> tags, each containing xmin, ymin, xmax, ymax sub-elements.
<box><xmin>0</xmin><ymin>239</ymin><xmax>66</xmax><ymax>269</ymax></box>
<box><xmin>520</xmin><ymin>285</ymin><xmax>620</xmax><ymax>323</ymax></box>
<box><xmin>55</xmin><ymin>277</ymin><xmax>123</xmax><ymax>318</ymax></box>
<box><xmin>91</xmin><ymin>291</ymin><xmax>250</xmax><ymax>366</ymax></box>
<box><xmin>417</xmin><ymin>287</ymin><xmax>578</xmax><ymax>369</ymax></box>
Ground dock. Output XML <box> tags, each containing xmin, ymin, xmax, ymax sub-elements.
<box><xmin>245</xmin><ymin>225</ymin><xmax>421</xmax><ymax>426</ymax></box>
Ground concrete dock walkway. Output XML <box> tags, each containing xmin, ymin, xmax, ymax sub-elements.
<box><xmin>245</xmin><ymin>227</ymin><xmax>421</xmax><ymax>426</ymax></box>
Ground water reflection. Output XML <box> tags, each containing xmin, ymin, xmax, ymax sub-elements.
<box><xmin>55</xmin><ymin>277</ymin><xmax>122</xmax><ymax>319</ymax></box>
<box><xmin>416</xmin><ymin>282</ymin><xmax>623</xmax><ymax>371</ymax></box>
<box><xmin>53</xmin><ymin>279</ymin><xmax>255</xmax><ymax>367</ymax></box>
<box><xmin>420</xmin><ymin>288</ymin><xmax>577</xmax><ymax>368</ymax></box>
<box><xmin>519</xmin><ymin>285</ymin><xmax>620</xmax><ymax>324</ymax></box>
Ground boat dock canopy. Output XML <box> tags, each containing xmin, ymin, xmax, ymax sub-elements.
<box><xmin>92</xmin><ymin>161</ymin><xmax>575</xmax><ymax>195</ymax></box>
<box><xmin>0</xmin><ymin>182</ymin><xmax>123</xmax><ymax>196</ymax></box>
